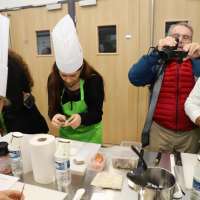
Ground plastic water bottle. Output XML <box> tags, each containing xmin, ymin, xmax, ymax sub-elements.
<box><xmin>8</xmin><ymin>132</ymin><xmax>23</xmax><ymax>179</ymax></box>
<box><xmin>191</xmin><ymin>155</ymin><xmax>200</xmax><ymax>199</ymax></box>
<box><xmin>0</xmin><ymin>142</ymin><xmax>11</xmax><ymax>175</ymax></box>
<box><xmin>54</xmin><ymin>139</ymin><xmax>71</xmax><ymax>192</ymax></box>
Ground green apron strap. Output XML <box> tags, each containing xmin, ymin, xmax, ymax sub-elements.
<box><xmin>80</xmin><ymin>79</ymin><xmax>84</xmax><ymax>101</ymax></box>
<box><xmin>60</xmin><ymin>87</ymin><xmax>65</xmax><ymax>106</ymax></box>
<box><xmin>0</xmin><ymin>112</ymin><xmax>7</xmax><ymax>136</ymax></box>
<box><xmin>60</xmin><ymin>79</ymin><xmax>84</xmax><ymax>104</ymax></box>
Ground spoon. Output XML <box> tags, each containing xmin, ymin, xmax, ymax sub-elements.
<box><xmin>131</xmin><ymin>145</ymin><xmax>148</xmax><ymax>170</ymax></box>
<box><xmin>127</xmin><ymin>171</ymin><xmax>147</xmax><ymax>187</ymax></box>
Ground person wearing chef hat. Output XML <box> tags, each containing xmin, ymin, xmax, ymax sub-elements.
<box><xmin>48</xmin><ymin>15</ymin><xmax>104</xmax><ymax>144</ymax></box>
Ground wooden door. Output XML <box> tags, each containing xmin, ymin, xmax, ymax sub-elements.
<box><xmin>76</xmin><ymin>0</ymin><xmax>143</xmax><ymax>144</ymax></box>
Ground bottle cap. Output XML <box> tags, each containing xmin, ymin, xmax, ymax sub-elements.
<box><xmin>12</xmin><ymin>132</ymin><xmax>23</xmax><ymax>138</ymax></box>
<box><xmin>57</xmin><ymin>138</ymin><xmax>70</xmax><ymax>143</ymax></box>
<box><xmin>55</xmin><ymin>138</ymin><xmax>70</xmax><ymax>159</ymax></box>
<box><xmin>9</xmin><ymin>132</ymin><xmax>23</xmax><ymax>151</ymax></box>
<box><xmin>0</xmin><ymin>141</ymin><xmax>9</xmax><ymax>156</ymax></box>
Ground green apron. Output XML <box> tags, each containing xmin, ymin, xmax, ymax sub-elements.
<box><xmin>59</xmin><ymin>79</ymin><xmax>102</xmax><ymax>144</ymax></box>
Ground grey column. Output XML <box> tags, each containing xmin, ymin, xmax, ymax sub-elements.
<box><xmin>68</xmin><ymin>0</ymin><xmax>76</xmax><ymax>25</ymax></box>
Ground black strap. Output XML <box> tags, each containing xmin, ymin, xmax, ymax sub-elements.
<box><xmin>141</xmin><ymin>62</ymin><xmax>167</xmax><ymax>147</ymax></box>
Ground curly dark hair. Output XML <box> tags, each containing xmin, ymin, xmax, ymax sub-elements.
<box><xmin>8</xmin><ymin>49</ymin><xmax>34</xmax><ymax>89</ymax></box>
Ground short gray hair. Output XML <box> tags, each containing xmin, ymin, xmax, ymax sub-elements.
<box><xmin>168</xmin><ymin>22</ymin><xmax>193</xmax><ymax>37</ymax></box>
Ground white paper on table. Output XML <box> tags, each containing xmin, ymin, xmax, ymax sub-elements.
<box><xmin>69</xmin><ymin>140</ymin><xmax>83</xmax><ymax>156</ymax></box>
<box><xmin>91</xmin><ymin>191</ymin><xmax>115</xmax><ymax>200</ymax></box>
<box><xmin>91</xmin><ymin>193</ymin><xmax>107</xmax><ymax>200</ymax></box>
<box><xmin>73</xmin><ymin>143</ymin><xmax>100</xmax><ymax>161</ymax></box>
<box><xmin>0</xmin><ymin>174</ymin><xmax>19</xmax><ymax>191</ymax></box>
<box><xmin>55</xmin><ymin>138</ymin><xmax>83</xmax><ymax>156</ymax></box>
<box><xmin>91</xmin><ymin>172</ymin><xmax>123</xmax><ymax>190</ymax></box>
<box><xmin>11</xmin><ymin>182</ymin><xmax>67</xmax><ymax>200</ymax></box>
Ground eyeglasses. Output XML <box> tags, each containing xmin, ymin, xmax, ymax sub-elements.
<box><xmin>170</xmin><ymin>33</ymin><xmax>192</xmax><ymax>42</ymax></box>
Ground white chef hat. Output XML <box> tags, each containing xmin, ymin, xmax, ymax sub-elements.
<box><xmin>52</xmin><ymin>14</ymin><xmax>83</xmax><ymax>74</ymax></box>
<box><xmin>0</xmin><ymin>14</ymin><xmax>9</xmax><ymax>97</ymax></box>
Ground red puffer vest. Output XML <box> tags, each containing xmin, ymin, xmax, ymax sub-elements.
<box><xmin>153</xmin><ymin>59</ymin><xmax>196</xmax><ymax>131</ymax></box>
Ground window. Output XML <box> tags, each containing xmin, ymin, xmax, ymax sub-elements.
<box><xmin>98</xmin><ymin>25</ymin><xmax>116</xmax><ymax>53</ymax></box>
<box><xmin>36</xmin><ymin>30</ymin><xmax>52</xmax><ymax>55</ymax></box>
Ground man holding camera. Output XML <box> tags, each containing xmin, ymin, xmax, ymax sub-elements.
<box><xmin>128</xmin><ymin>23</ymin><xmax>200</xmax><ymax>153</ymax></box>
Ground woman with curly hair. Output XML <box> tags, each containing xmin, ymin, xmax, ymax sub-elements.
<box><xmin>2</xmin><ymin>49</ymin><xmax>49</xmax><ymax>134</ymax></box>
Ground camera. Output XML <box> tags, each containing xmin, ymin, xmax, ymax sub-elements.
<box><xmin>158</xmin><ymin>38</ymin><xmax>188</xmax><ymax>63</ymax></box>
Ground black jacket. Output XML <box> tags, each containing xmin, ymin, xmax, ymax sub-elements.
<box><xmin>3</xmin><ymin>55</ymin><xmax>48</xmax><ymax>134</ymax></box>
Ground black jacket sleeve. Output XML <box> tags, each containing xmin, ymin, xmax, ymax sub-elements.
<box><xmin>80</xmin><ymin>75</ymin><xmax>104</xmax><ymax>126</ymax></box>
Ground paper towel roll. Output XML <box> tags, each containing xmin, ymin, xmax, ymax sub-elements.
<box><xmin>21</xmin><ymin>134</ymin><xmax>37</xmax><ymax>173</ymax></box>
<box><xmin>29</xmin><ymin>134</ymin><xmax>56</xmax><ymax>184</ymax></box>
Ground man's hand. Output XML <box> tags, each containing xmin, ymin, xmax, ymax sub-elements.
<box><xmin>51</xmin><ymin>114</ymin><xmax>66</xmax><ymax>128</ymax></box>
<box><xmin>183</xmin><ymin>42</ymin><xmax>200</xmax><ymax>59</ymax></box>
<box><xmin>64</xmin><ymin>114</ymin><xmax>81</xmax><ymax>129</ymax></box>
<box><xmin>157</xmin><ymin>36</ymin><xmax>177</xmax><ymax>51</ymax></box>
